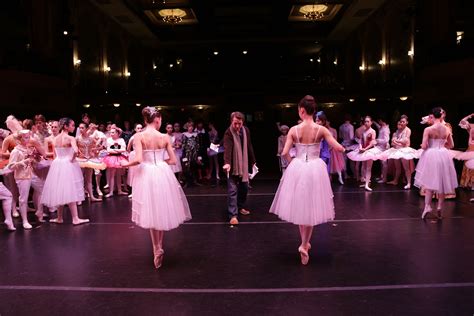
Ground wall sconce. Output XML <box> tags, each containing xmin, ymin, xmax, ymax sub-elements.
<box><xmin>456</xmin><ymin>31</ymin><xmax>464</xmax><ymax>44</ymax></box>
<box><xmin>333</xmin><ymin>60</ymin><xmax>338</xmax><ymax>65</ymax></box>
<box><xmin>407</xmin><ymin>50</ymin><xmax>414</xmax><ymax>57</ymax></box>
<box><xmin>104</xmin><ymin>66</ymin><xmax>111</xmax><ymax>72</ymax></box>
<box><xmin>74</xmin><ymin>59</ymin><xmax>81</xmax><ymax>66</ymax></box>
<box><xmin>136</xmin><ymin>103</ymin><xmax>141</xmax><ymax>107</ymax></box>
<box><xmin>378</xmin><ymin>59</ymin><xmax>386</xmax><ymax>66</ymax></box>
<box><xmin>349</xmin><ymin>98</ymin><xmax>355</xmax><ymax>102</ymax></box>
<box><xmin>317</xmin><ymin>58</ymin><xmax>321</xmax><ymax>63</ymax></box>
<box><xmin>125</xmin><ymin>71</ymin><xmax>131</xmax><ymax>77</ymax></box>
<box><xmin>83</xmin><ymin>104</ymin><xmax>90</xmax><ymax>108</ymax></box>
<box><xmin>359</xmin><ymin>65</ymin><xmax>366</xmax><ymax>71</ymax></box>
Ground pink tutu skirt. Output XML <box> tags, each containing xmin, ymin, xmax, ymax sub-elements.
<box><xmin>132</xmin><ymin>161</ymin><xmax>191</xmax><ymax>231</ymax></box>
<box><xmin>347</xmin><ymin>147</ymin><xmax>382</xmax><ymax>161</ymax></box>
<box><xmin>414</xmin><ymin>147</ymin><xmax>458</xmax><ymax>193</ymax></box>
<box><xmin>379</xmin><ymin>147</ymin><xmax>420</xmax><ymax>160</ymax></box>
<box><xmin>329</xmin><ymin>148</ymin><xmax>345</xmax><ymax>173</ymax></box>
<box><xmin>102</xmin><ymin>154</ymin><xmax>127</xmax><ymax>168</ymax></box>
<box><xmin>270</xmin><ymin>157</ymin><xmax>334</xmax><ymax>226</ymax></box>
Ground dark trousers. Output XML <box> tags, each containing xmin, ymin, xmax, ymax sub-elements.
<box><xmin>227</xmin><ymin>176</ymin><xmax>248</xmax><ymax>219</ymax></box>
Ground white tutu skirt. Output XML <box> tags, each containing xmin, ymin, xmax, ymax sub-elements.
<box><xmin>270</xmin><ymin>158</ymin><xmax>334</xmax><ymax>226</ymax></box>
<box><xmin>414</xmin><ymin>147</ymin><xmax>458</xmax><ymax>193</ymax></box>
<box><xmin>127</xmin><ymin>151</ymin><xmax>136</xmax><ymax>186</ymax></box>
<box><xmin>77</xmin><ymin>158</ymin><xmax>107</xmax><ymax>170</ymax></box>
<box><xmin>379</xmin><ymin>147</ymin><xmax>420</xmax><ymax>160</ymax></box>
<box><xmin>40</xmin><ymin>160</ymin><xmax>85</xmax><ymax>207</ymax></box>
<box><xmin>169</xmin><ymin>154</ymin><xmax>182</xmax><ymax>173</ymax></box>
<box><xmin>163</xmin><ymin>149</ymin><xmax>182</xmax><ymax>173</ymax></box>
<box><xmin>347</xmin><ymin>147</ymin><xmax>382</xmax><ymax>161</ymax></box>
<box><xmin>132</xmin><ymin>161</ymin><xmax>191</xmax><ymax>231</ymax></box>
<box><xmin>455</xmin><ymin>151</ymin><xmax>474</xmax><ymax>161</ymax></box>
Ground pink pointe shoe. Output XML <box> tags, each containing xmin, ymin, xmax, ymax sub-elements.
<box><xmin>153</xmin><ymin>249</ymin><xmax>164</xmax><ymax>269</ymax></box>
<box><xmin>298</xmin><ymin>246</ymin><xmax>310</xmax><ymax>265</ymax></box>
<box><xmin>421</xmin><ymin>206</ymin><xmax>432</xmax><ymax>219</ymax></box>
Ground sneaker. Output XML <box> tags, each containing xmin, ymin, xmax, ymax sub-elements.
<box><xmin>229</xmin><ymin>217</ymin><xmax>239</xmax><ymax>225</ymax></box>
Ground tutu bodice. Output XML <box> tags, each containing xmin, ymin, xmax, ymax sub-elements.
<box><xmin>294</xmin><ymin>143</ymin><xmax>321</xmax><ymax>161</ymax></box>
<box><xmin>142</xmin><ymin>149</ymin><xmax>166</xmax><ymax>164</ymax></box>
<box><xmin>428</xmin><ymin>139</ymin><xmax>446</xmax><ymax>149</ymax></box>
<box><xmin>55</xmin><ymin>147</ymin><xmax>75</xmax><ymax>160</ymax></box>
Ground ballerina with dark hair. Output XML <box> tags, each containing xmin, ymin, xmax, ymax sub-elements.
<box><xmin>40</xmin><ymin>118</ymin><xmax>89</xmax><ymax>225</ymax></box>
<box><xmin>347</xmin><ymin>116</ymin><xmax>381</xmax><ymax>191</ymax></box>
<box><xmin>415</xmin><ymin>107</ymin><xmax>458</xmax><ymax>219</ymax></box>
<box><xmin>270</xmin><ymin>95</ymin><xmax>344</xmax><ymax>265</ymax></box>
<box><xmin>122</xmin><ymin>107</ymin><xmax>191</xmax><ymax>269</ymax></box>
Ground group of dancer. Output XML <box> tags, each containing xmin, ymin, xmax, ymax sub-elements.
<box><xmin>278</xmin><ymin>108</ymin><xmax>474</xmax><ymax>194</ymax></box>
<box><xmin>1</xmin><ymin>99</ymin><xmax>473</xmax><ymax>269</ymax></box>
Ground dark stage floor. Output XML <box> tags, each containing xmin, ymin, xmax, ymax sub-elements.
<box><xmin>1</xmin><ymin>179</ymin><xmax>473</xmax><ymax>315</ymax></box>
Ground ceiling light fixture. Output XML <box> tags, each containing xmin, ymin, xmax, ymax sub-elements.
<box><xmin>369</xmin><ymin>98</ymin><xmax>376</xmax><ymax>102</ymax></box>
<box><xmin>159</xmin><ymin>8</ymin><xmax>186</xmax><ymax>24</ymax></box>
<box><xmin>349</xmin><ymin>99</ymin><xmax>355</xmax><ymax>102</ymax></box>
<box><xmin>213</xmin><ymin>51</ymin><xmax>219</xmax><ymax>55</ymax></box>
<box><xmin>136</xmin><ymin>103</ymin><xmax>141</xmax><ymax>107</ymax></box>
<box><xmin>399</xmin><ymin>96</ymin><xmax>408</xmax><ymax>101</ymax></box>
<box><xmin>83</xmin><ymin>104</ymin><xmax>90</xmax><ymax>108</ymax></box>
<box><xmin>300</xmin><ymin>4</ymin><xmax>328</xmax><ymax>21</ymax></box>
<box><xmin>113</xmin><ymin>103</ymin><xmax>120</xmax><ymax>107</ymax></box>
<box><xmin>242</xmin><ymin>50</ymin><xmax>248</xmax><ymax>55</ymax></box>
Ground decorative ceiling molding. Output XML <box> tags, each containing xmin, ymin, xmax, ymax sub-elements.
<box><xmin>328</xmin><ymin>0</ymin><xmax>388</xmax><ymax>41</ymax></box>
<box><xmin>90</xmin><ymin>0</ymin><xmax>159</xmax><ymax>47</ymax></box>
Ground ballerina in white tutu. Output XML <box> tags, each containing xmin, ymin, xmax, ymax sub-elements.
<box><xmin>380</xmin><ymin>115</ymin><xmax>419</xmax><ymax>189</ymax></box>
<box><xmin>347</xmin><ymin>116</ymin><xmax>380</xmax><ymax>191</ymax></box>
<box><xmin>122</xmin><ymin>107</ymin><xmax>191</xmax><ymax>269</ymax></box>
<box><xmin>40</xmin><ymin>118</ymin><xmax>89</xmax><ymax>225</ymax></box>
<box><xmin>270</xmin><ymin>95</ymin><xmax>344</xmax><ymax>265</ymax></box>
<box><xmin>414</xmin><ymin>107</ymin><xmax>458</xmax><ymax>219</ymax></box>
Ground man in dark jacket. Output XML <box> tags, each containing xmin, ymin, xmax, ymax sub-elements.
<box><xmin>223</xmin><ymin>112</ymin><xmax>256</xmax><ymax>225</ymax></box>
